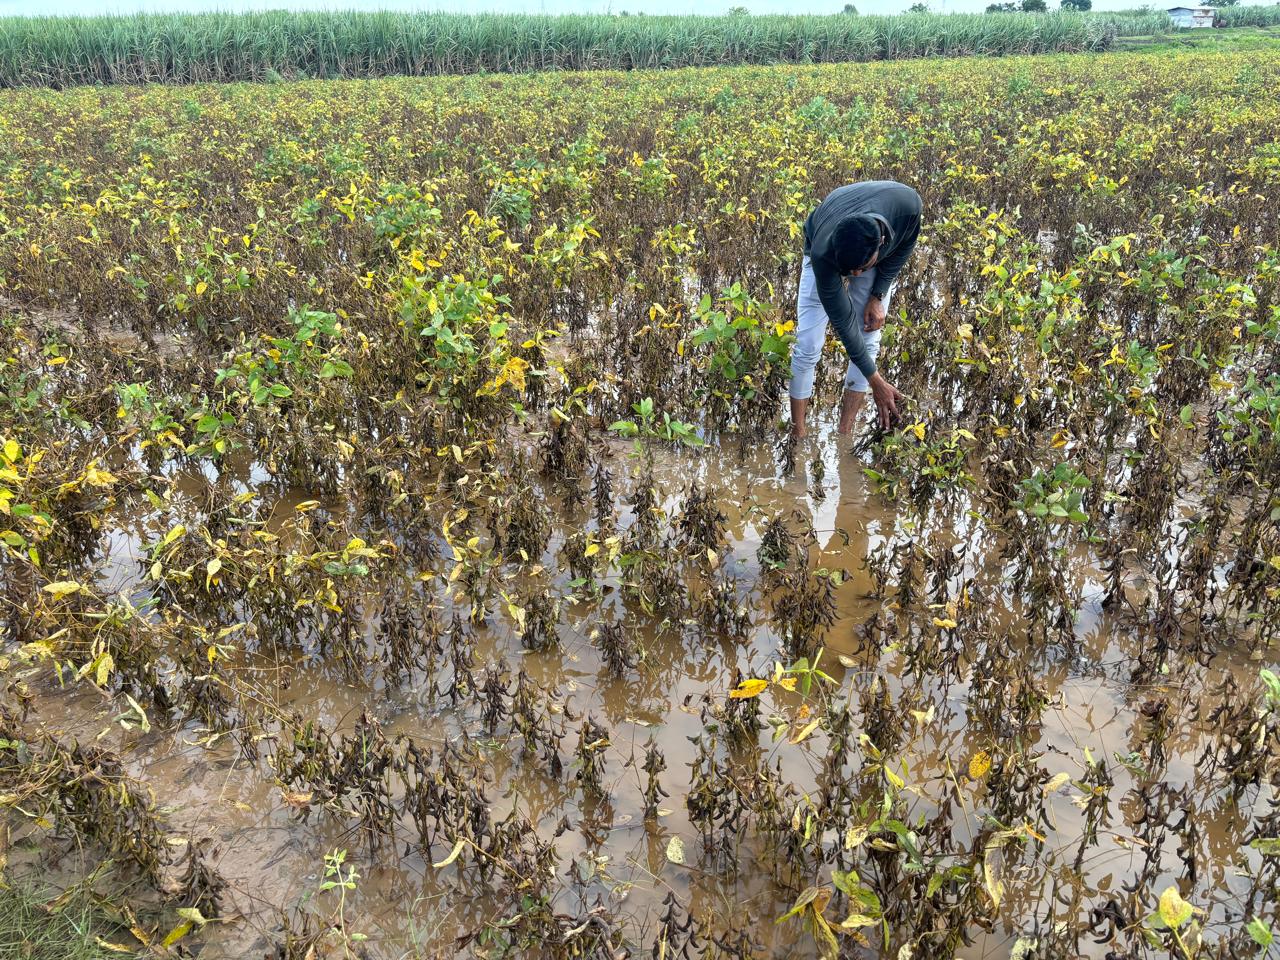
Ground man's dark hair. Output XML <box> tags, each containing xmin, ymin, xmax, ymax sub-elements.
<box><xmin>832</xmin><ymin>213</ymin><xmax>886</xmax><ymax>274</ymax></box>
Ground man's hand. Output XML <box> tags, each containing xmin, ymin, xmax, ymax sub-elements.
<box><xmin>863</xmin><ymin>295</ymin><xmax>886</xmax><ymax>333</ymax></box>
<box><xmin>868</xmin><ymin>373</ymin><xmax>904</xmax><ymax>430</ymax></box>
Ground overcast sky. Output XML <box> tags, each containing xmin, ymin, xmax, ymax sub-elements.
<box><xmin>0</xmin><ymin>0</ymin><xmax>1185</xmax><ymax>21</ymax></box>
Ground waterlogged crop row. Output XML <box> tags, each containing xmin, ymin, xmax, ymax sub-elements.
<box><xmin>0</xmin><ymin>51</ymin><xmax>1279</xmax><ymax>959</ymax></box>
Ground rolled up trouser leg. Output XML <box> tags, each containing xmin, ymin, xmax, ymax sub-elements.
<box><xmin>789</xmin><ymin>255</ymin><xmax>828</xmax><ymax>401</ymax></box>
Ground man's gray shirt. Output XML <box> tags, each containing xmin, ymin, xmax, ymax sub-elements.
<box><xmin>802</xmin><ymin>181</ymin><xmax>922</xmax><ymax>379</ymax></box>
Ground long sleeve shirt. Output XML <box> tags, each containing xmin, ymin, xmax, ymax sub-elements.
<box><xmin>802</xmin><ymin>181</ymin><xmax>922</xmax><ymax>379</ymax></box>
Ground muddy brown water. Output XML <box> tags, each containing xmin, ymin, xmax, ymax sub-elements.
<box><xmin>12</xmin><ymin>398</ymin><xmax>1277</xmax><ymax>960</ymax></box>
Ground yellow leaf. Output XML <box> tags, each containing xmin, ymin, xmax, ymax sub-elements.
<box><xmin>42</xmin><ymin>581</ymin><xmax>82</xmax><ymax>598</ymax></box>
<box><xmin>195</xmin><ymin>281</ymin><xmax>207</xmax><ymax>296</ymax></box>
<box><xmin>94</xmin><ymin>939</ymin><xmax>137</xmax><ymax>954</ymax></box>
<box><xmin>665</xmin><ymin>835</ymin><xmax>685</xmax><ymax>864</ymax></box>
<box><xmin>932</xmin><ymin>617</ymin><xmax>957</xmax><ymax>629</ymax></box>
<box><xmin>1158</xmin><ymin>886</ymin><xmax>1195</xmax><ymax>930</ymax></box>
<box><xmin>776</xmin><ymin>677</ymin><xmax>798</xmax><ymax>692</ymax></box>
<box><xmin>729</xmin><ymin>678</ymin><xmax>768</xmax><ymax>699</ymax></box>
<box><xmin>83</xmin><ymin>466</ymin><xmax>116</xmax><ymax>486</ymax></box>
<box><xmin>2</xmin><ymin>439</ymin><xmax>19</xmax><ymax>462</ymax></box>
<box><xmin>790</xmin><ymin>718</ymin><xmax>821</xmax><ymax>744</ymax></box>
<box><xmin>840</xmin><ymin>914</ymin><xmax>877</xmax><ymax>931</ymax></box>
<box><xmin>1043</xmin><ymin>771</ymin><xmax>1071</xmax><ymax>794</ymax></box>
<box><xmin>968</xmin><ymin>751</ymin><xmax>992</xmax><ymax>780</ymax></box>
<box><xmin>161</xmin><ymin>920</ymin><xmax>194</xmax><ymax>948</ymax></box>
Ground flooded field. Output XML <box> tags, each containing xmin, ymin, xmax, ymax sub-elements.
<box><xmin>2</xmin><ymin>51</ymin><xmax>1279</xmax><ymax>960</ymax></box>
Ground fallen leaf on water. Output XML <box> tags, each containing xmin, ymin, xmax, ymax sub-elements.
<box><xmin>665</xmin><ymin>835</ymin><xmax>685</xmax><ymax>864</ymax></box>
<box><xmin>281</xmin><ymin>790</ymin><xmax>313</xmax><ymax>811</ymax></box>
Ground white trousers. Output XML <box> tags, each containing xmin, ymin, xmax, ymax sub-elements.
<box><xmin>789</xmin><ymin>255</ymin><xmax>888</xmax><ymax>400</ymax></box>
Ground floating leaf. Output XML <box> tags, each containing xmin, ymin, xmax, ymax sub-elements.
<box><xmin>665</xmin><ymin>835</ymin><xmax>685</xmax><ymax>864</ymax></box>
<box><xmin>42</xmin><ymin>580</ymin><xmax>83</xmax><ymax>597</ymax></box>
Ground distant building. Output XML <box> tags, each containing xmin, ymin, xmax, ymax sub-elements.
<box><xmin>1167</xmin><ymin>6</ymin><xmax>1215</xmax><ymax>28</ymax></box>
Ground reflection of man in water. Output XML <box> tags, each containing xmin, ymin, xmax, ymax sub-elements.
<box><xmin>756</xmin><ymin>449</ymin><xmax>875</xmax><ymax>603</ymax></box>
<box><xmin>789</xmin><ymin>181</ymin><xmax>921</xmax><ymax>440</ymax></box>
<box><xmin>810</xmin><ymin>450</ymin><xmax>873</xmax><ymax>585</ymax></box>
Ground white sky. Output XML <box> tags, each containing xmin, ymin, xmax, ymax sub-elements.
<box><xmin>0</xmin><ymin>0</ymin><xmax>1195</xmax><ymax>19</ymax></box>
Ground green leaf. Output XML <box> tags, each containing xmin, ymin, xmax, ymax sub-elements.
<box><xmin>1247</xmin><ymin>917</ymin><xmax>1273</xmax><ymax>947</ymax></box>
<box><xmin>831</xmin><ymin>869</ymin><xmax>857</xmax><ymax>896</ymax></box>
<box><xmin>1250</xmin><ymin>837</ymin><xmax>1280</xmax><ymax>856</ymax></box>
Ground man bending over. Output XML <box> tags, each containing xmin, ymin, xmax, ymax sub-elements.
<box><xmin>789</xmin><ymin>180</ymin><xmax>920</xmax><ymax>439</ymax></box>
